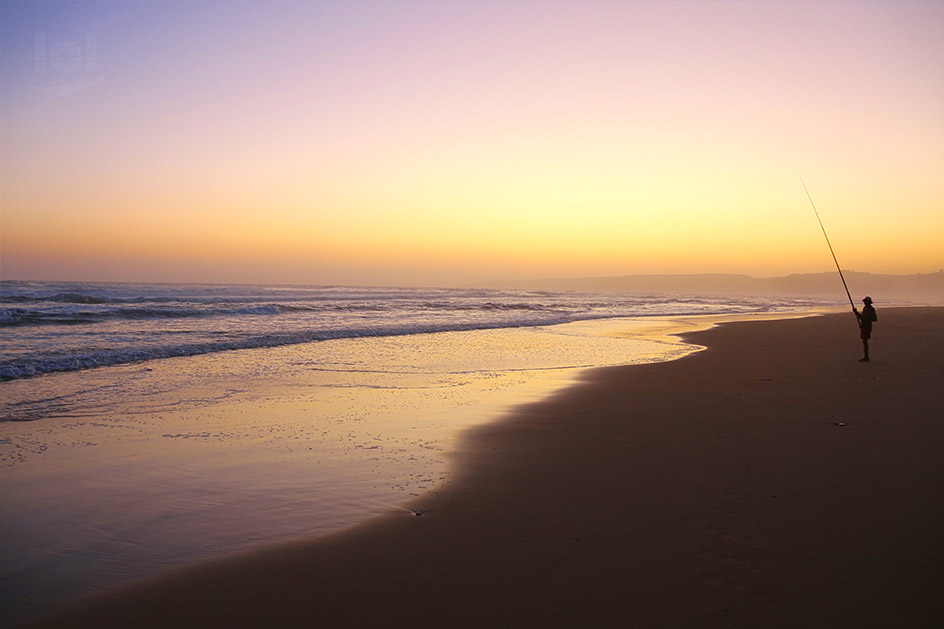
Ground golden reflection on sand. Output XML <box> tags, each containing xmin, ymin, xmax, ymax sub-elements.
<box><xmin>0</xmin><ymin>312</ymin><xmax>823</xmax><ymax>619</ymax></box>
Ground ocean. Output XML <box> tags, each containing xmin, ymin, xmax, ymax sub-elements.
<box><xmin>1</xmin><ymin>281</ymin><xmax>827</xmax><ymax>384</ymax></box>
<box><xmin>0</xmin><ymin>281</ymin><xmax>832</xmax><ymax>623</ymax></box>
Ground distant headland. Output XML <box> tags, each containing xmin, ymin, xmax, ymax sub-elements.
<box><xmin>473</xmin><ymin>271</ymin><xmax>944</xmax><ymax>302</ymax></box>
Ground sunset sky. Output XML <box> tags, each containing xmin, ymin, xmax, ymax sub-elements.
<box><xmin>1</xmin><ymin>0</ymin><xmax>941</xmax><ymax>287</ymax></box>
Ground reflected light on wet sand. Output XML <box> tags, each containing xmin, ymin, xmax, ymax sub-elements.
<box><xmin>0</xmin><ymin>313</ymin><xmax>814</xmax><ymax>621</ymax></box>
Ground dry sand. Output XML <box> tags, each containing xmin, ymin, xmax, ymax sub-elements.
<box><xmin>31</xmin><ymin>308</ymin><xmax>944</xmax><ymax>628</ymax></box>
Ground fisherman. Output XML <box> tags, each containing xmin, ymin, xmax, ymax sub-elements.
<box><xmin>854</xmin><ymin>296</ymin><xmax>877</xmax><ymax>362</ymax></box>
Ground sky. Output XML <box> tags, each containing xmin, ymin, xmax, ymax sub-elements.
<box><xmin>1</xmin><ymin>0</ymin><xmax>942</xmax><ymax>287</ymax></box>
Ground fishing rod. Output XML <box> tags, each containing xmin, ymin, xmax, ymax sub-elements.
<box><xmin>801</xmin><ymin>178</ymin><xmax>859</xmax><ymax>325</ymax></box>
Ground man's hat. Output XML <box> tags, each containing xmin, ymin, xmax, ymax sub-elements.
<box><xmin>863</xmin><ymin>296</ymin><xmax>872</xmax><ymax>304</ymax></box>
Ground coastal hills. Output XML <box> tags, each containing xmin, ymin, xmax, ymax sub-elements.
<box><xmin>475</xmin><ymin>271</ymin><xmax>944</xmax><ymax>302</ymax></box>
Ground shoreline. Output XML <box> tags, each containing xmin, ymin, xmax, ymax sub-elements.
<box><xmin>2</xmin><ymin>313</ymin><xmax>728</xmax><ymax>624</ymax></box>
<box><xmin>31</xmin><ymin>308</ymin><xmax>944</xmax><ymax>627</ymax></box>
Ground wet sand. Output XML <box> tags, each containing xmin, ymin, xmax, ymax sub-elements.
<box><xmin>2</xmin><ymin>317</ymin><xmax>705</xmax><ymax>625</ymax></box>
<box><xmin>32</xmin><ymin>308</ymin><xmax>944</xmax><ymax>628</ymax></box>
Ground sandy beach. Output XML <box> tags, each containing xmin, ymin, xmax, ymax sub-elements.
<box><xmin>31</xmin><ymin>307</ymin><xmax>944</xmax><ymax>628</ymax></box>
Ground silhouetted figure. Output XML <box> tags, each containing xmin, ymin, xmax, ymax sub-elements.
<box><xmin>854</xmin><ymin>296</ymin><xmax>877</xmax><ymax>362</ymax></box>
